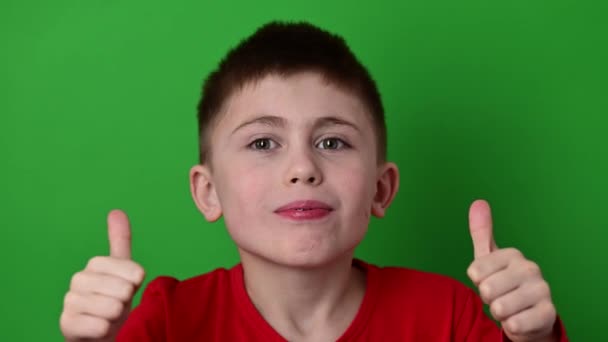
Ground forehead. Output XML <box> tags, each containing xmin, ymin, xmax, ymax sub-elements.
<box><xmin>214</xmin><ymin>71</ymin><xmax>373</xmax><ymax>133</ymax></box>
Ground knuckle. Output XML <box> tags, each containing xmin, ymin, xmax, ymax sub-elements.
<box><xmin>505</xmin><ymin>247</ymin><xmax>523</xmax><ymax>258</ymax></box>
<box><xmin>118</xmin><ymin>281</ymin><xmax>136</xmax><ymax>301</ymax></box>
<box><xmin>105</xmin><ymin>298</ymin><xmax>125</xmax><ymax>320</ymax></box>
<box><xmin>86</xmin><ymin>256</ymin><xmax>102</xmax><ymax>269</ymax></box>
<box><xmin>63</xmin><ymin>291</ymin><xmax>77</xmax><ymax>309</ymax></box>
<box><xmin>59</xmin><ymin>312</ymin><xmax>72</xmax><ymax>334</ymax></box>
<box><xmin>69</xmin><ymin>271</ymin><xmax>84</xmax><ymax>290</ymax></box>
<box><xmin>60</xmin><ymin>313</ymin><xmax>112</xmax><ymax>340</ymax></box>
<box><xmin>132</xmin><ymin>264</ymin><xmax>146</xmax><ymax>284</ymax></box>
<box><xmin>534</xmin><ymin>281</ymin><xmax>551</xmax><ymax>298</ymax></box>
<box><xmin>541</xmin><ymin>301</ymin><xmax>557</xmax><ymax>321</ymax></box>
<box><xmin>89</xmin><ymin>319</ymin><xmax>112</xmax><ymax>339</ymax></box>
<box><xmin>490</xmin><ymin>300</ymin><xmax>506</xmax><ymax>320</ymax></box>
<box><xmin>505</xmin><ymin>316</ymin><xmax>522</xmax><ymax>334</ymax></box>
<box><xmin>479</xmin><ymin>282</ymin><xmax>493</xmax><ymax>301</ymax></box>
<box><xmin>466</xmin><ymin>264</ymin><xmax>479</xmax><ymax>282</ymax></box>
<box><xmin>137</xmin><ymin>265</ymin><xmax>146</xmax><ymax>284</ymax></box>
<box><xmin>524</xmin><ymin>261</ymin><xmax>540</xmax><ymax>277</ymax></box>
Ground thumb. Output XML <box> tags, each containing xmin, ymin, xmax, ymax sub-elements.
<box><xmin>107</xmin><ymin>209</ymin><xmax>132</xmax><ymax>259</ymax></box>
<box><xmin>468</xmin><ymin>199</ymin><xmax>498</xmax><ymax>259</ymax></box>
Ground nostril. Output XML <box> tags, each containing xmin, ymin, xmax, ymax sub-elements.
<box><xmin>290</xmin><ymin>176</ymin><xmax>317</xmax><ymax>184</ymax></box>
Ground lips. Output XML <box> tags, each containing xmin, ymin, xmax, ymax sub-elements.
<box><xmin>275</xmin><ymin>200</ymin><xmax>333</xmax><ymax>212</ymax></box>
<box><xmin>274</xmin><ymin>200</ymin><xmax>334</xmax><ymax>220</ymax></box>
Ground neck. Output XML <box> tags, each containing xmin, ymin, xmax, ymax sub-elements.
<box><xmin>239</xmin><ymin>251</ymin><xmax>366</xmax><ymax>341</ymax></box>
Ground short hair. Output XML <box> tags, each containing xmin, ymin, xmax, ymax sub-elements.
<box><xmin>196</xmin><ymin>21</ymin><xmax>386</xmax><ymax>165</ymax></box>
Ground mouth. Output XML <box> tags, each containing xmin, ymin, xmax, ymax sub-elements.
<box><xmin>274</xmin><ymin>200</ymin><xmax>334</xmax><ymax>220</ymax></box>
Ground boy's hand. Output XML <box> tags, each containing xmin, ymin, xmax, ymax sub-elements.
<box><xmin>466</xmin><ymin>200</ymin><xmax>558</xmax><ymax>342</ymax></box>
<box><xmin>60</xmin><ymin>210</ymin><xmax>145</xmax><ymax>342</ymax></box>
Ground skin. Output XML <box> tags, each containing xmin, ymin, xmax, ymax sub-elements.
<box><xmin>190</xmin><ymin>72</ymin><xmax>400</xmax><ymax>340</ymax></box>
<box><xmin>467</xmin><ymin>200</ymin><xmax>559</xmax><ymax>342</ymax></box>
<box><xmin>59</xmin><ymin>71</ymin><xmax>560</xmax><ymax>341</ymax></box>
<box><xmin>59</xmin><ymin>210</ymin><xmax>145</xmax><ymax>342</ymax></box>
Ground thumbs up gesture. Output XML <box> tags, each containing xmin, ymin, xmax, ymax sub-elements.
<box><xmin>60</xmin><ymin>210</ymin><xmax>146</xmax><ymax>341</ymax></box>
<box><xmin>467</xmin><ymin>200</ymin><xmax>558</xmax><ymax>342</ymax></box>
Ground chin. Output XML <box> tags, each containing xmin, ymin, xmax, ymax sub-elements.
<box><xmin>239</xmin><ymin>244</ymin><xmax>352</xmax><ymax>269</ymax></box>
<box><xmin>279</xmin><ymin>253</ymin><xmax>338</xmax><ymax>269</ymax></box>
<box><xmin>246</xmin><ymin>244</ymin><xmax>355</xmax><ymax>270</ymax></box>
<box><xmin>233</xmin><ymin>228</ymin><xmax>365</xmax><ymax>270</ymax></box>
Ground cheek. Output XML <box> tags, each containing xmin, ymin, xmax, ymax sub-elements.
<box><xmin>335</xmin><ymin>163</ymin><xmax>376</xmax><ymax>218</ymax></box>
<box><xmin>218</xmin><ymin>165</ymin><xmax>270</xmax><ymax>225</ymax></box>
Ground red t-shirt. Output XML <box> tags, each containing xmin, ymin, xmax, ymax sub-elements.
<box><xmin>117</xmin><ymin>259</ymin><xmax>568</xmax><ymax>341</ymax></box>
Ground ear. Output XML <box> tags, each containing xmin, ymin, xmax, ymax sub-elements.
<box><xmin>371</xmin><ymin>162</ymin><xmax>400</xmax><ymax>218</ymax></box>
<box><xmin>190</xmin><ymin>164</ymin><xmax>222</xmax><ymax>222</ymax></box>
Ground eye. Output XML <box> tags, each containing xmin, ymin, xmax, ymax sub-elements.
<box><xmin>316</xmin><ymin>137</ymin><xmax>348</xmax><ymax>150</ymax></box>
<box><xmin>248</xmin><ymin>138</ymin><xmax>278</xmax><ymax>150</ymax></box>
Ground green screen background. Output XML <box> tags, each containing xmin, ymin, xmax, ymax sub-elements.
<box><xmin>1</xmin><ymin>0</ymin><xmax>606</xmax><ymax>340</ymax></box>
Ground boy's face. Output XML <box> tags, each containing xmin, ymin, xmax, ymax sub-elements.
<box><xmin>190</xmin><ymin>72</ymin><xmax>398</xmax><ymax>268</ymax></box>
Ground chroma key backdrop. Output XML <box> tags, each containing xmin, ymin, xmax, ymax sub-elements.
<box><xmin>1</xmin><ymin>0</ymin><xmax>606</xmax><ymax>340</ymax></box>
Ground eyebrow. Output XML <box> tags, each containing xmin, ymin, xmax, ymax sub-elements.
<box><xmin>231</xmin><ymin>115</ymin><xmax>360</xmax><ymax>135</ymax></box>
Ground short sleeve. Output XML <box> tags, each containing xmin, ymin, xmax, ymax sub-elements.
<box><xmin>453</xmin><ymin>286</ymin><xmax>504</xmax><ymax>341</ymax></box>
<box><xmin>116</xmin><ymin>276</ymin><xmax>179</xmax><ymax>342</ymax></box>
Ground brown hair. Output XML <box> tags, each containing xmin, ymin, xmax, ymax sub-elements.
<box><xmin>196</xmin><ymin>21</ymin><xmax>386</xmax><ymax>165</ymax></box>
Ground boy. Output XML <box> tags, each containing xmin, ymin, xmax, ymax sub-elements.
<box><xmin>59</xmin><ymin>21</ymin><xmax>568</xmax><ymax>341</ymax></box>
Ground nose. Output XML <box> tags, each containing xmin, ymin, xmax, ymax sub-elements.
<box><xmin>284</xmin><ymin>149</ymin><xmax>323</xmax><ymax>187</ymax></box>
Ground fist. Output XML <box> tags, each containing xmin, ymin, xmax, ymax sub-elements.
<box><xmin>466</xmin><ymin>200</ymin><xmax>557</xmax><ymax>342</ymax></box>
<box><xmin>59</xmin><ymin>210</ymin><xmax>145</xmax><ymax>341</ymax></box>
